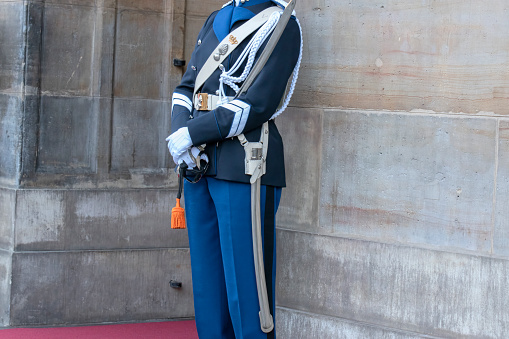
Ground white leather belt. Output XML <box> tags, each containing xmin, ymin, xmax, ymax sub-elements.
<box><xmin>194</xmin><ymin>93</ymin><xmax>233</xmax><ymax>111</ymax></box>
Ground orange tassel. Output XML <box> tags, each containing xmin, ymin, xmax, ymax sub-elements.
<box><xmin>171</xmin><ymin>198</ymin><xmax>186</xmax><ymax>229</ymax></box>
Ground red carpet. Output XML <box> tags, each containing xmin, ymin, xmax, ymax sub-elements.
<box><xmin>0</xmin><ymin>320</ymin><xmax>198</xmax><ymax>339</ymax></box>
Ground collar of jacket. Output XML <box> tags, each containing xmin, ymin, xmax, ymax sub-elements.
<box><xmin>213</xmin><ymin>0</ymin><xmax>275</xmax><ymax>41</ymax></box>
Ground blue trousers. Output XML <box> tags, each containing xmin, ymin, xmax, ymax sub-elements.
<box><xmin>184</xmin><ymin>177</ymin><xmax>281</xmax><ymax>339</ymax></box>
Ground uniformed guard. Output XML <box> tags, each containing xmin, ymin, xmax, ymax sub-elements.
<box><xmin>166</xmin><ymin>0</ymin><xmax>302</xmax><ymax>337</ymax></box>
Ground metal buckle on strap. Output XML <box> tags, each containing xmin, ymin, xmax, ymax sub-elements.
<box><xmin>195</xmin><ymin>93</ymin><xmax>209</xmax><ymax>111</ymax></box>
<box><xmin>194</xmin><ymin>93</ymin><xmax>234</xmax><ymax>111</ymax></box>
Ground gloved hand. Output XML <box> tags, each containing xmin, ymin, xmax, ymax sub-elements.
<box><xmin>166</xmin><ymin>127</ymin><xmax>193</xmax><ymax>158</ymax></box>
<box><xmin>175</xmin><ymin>147</ymin><xmax>209</xmax><ymax>169</ymax></box>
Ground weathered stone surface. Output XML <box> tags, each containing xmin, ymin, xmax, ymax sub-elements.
<box><xmin>10</xmin><ymin>248</ymin><xmax>193</xmax><ymax>325</ymax></box>
<box><xmin>111</xmin><ymin>99</ymin><xmax>170</xmax><ymax>171</ymax></box>
<box><xmin>40</xmin><ymin>0</ymin><xmax>171</xmax><ymax>11</ymax></box>
<box><xmin>0</xmin><ymin>0</ymin><xmax>191</xmax><ymax>329</ymax></box>
<box><xmin>0</xmin><ymin>251</ymin><xmax>12</xmax><ymax>327</ymax></box>
<box><xmin>23</xmin><ymin>2</ymin><xmax>43</xmax><ymax>90</ymax></box>
<box><xmin>319</xmin><ymin>110</ymin><xmax>495</xmax><ymax>253</ymax></box>
<box><xmin>294</xmin><ymin>0</ymin><xmax>509</xmax><ymax>114</ymax></box>
<box><xmin>15</xmin><ymin>189</ymin><xmax>188</xmax><ymax>251</ymax></box>
<box><xmin>0</xmin><ymin>95</ymin><xmax>22</xmax><ymax>183</ymax></box>
<box><xmin>39</xmin><ymin>3</ymin><xmax>95</xmax><ymax>95</ymax></box>
<box><xmin>117</xmin><ymin>0</ymin><xmax>165</xmax><ymax>12</ymax></box>
<box><xmin>0</xmin><ymin>1</ymin><xmax>25</xmax><ymax>94</ymax></box>
<box><xmin>186</xmin><ymin>0</ymin><xmax>222</xmax><ymax>18</ymax></box>
<box><xmin>36</xmin><ymin>96</ymin><xmax>97</xmax><ymax>174</ymax></box>
<box><xmin>113</xmin><ymin>9</ymin><xmax>167</xmax><ymax>99</ymax></box>
<box><xmin>0</xmin><ymin>189</ymin><xmax>14</xmax><ymax>251</ymax></box>
<box><xmin>29</xmin><ymin>3</ymin><xmax>116</xmax><ymax>98</ymax></box>
<box><xmin>19</xmin><ymin>95</ymin><xmax>41</xmax><ymax>182</ymax></box>
<box><xmin>494</xmin><ymin>119</ymin><xmax>509</xmax><ymax>257</ymax></box>
<box><xmin>277</xmin><ymin>107</ymin><xmax>322</xmax><ymax>231</ymax></box>
<box><xmin>94</xmin><ymin>7</ymin><xmax>116</xmax><ymax>98</ymax></box>
<box><xmin>5</xmin><ymin>0</ymin><xmax>509</xmax><ymax>333</ymax></box>
<box><xmin>277</xmin><ymin>308</ymin><xmax>431</xmax><ymax>339</ymax></box>
<box><xmin>20</xmin><ymin>95</ymin><xmax>175</xmax><ymax>188</ymax></box>
<box><xmin>277</xmin><ymin>229</ymin><xmax>509</xmax><ymax>338</ymax></box>
<box><xmin>43</xmin><ymin>0</ymin><xmax>97</xmax><ymax>7</ymax></box>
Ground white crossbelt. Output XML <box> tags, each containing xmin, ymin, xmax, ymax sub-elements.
<box><xmin>193</xmin><ymin>6</ymin><xmax>282</xmax><ymax>99</ymax></box>
<box><xmin>194</xmin><ymin>93</ymin><xmax>234</xmax><ymax>111</ymax></box>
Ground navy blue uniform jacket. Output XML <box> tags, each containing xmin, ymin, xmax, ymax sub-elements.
<box><xmin>170</xmin><ymin>0</ymin><xmax>301</xmax><ymax>187</ymax></box>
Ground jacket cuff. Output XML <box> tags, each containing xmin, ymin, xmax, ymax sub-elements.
<box><xmin>187</xmin><ymin>111</ymin><xmax>224</xmax><ymax>145</ymax></box>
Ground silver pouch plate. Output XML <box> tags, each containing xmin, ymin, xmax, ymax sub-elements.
<box><xmin>244</xmin><ymin>142</ymin><xmax>266</xmax><ymax>179</ymax></box>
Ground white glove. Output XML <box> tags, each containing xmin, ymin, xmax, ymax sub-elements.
<box><xmin>166</xmin><ymin>127</ymin><xmax>193</xmax><ymax>158</ymax></box>
<box><xmin>175</xmin><ymin>147</ymin><xmax>209</xmax><ymax>169</ymax></box>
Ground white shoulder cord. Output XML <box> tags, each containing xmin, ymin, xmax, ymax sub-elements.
<box><xmin>270</xmin><ymin>16</ymin><xmax>302</xmax><ymax>119</ymax></box>
<box><xmin>218</xmin><ymin>0</ymin><xmax>303</xmax><ymax>119</ymax></box>
<box><xmin>218</xmin><ymin>11</ymin><xmax>281</xmax><ymax>104</ymax></box>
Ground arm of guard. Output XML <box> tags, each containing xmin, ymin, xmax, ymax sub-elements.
<box><xmin>187</xmin><ymin>18</ymin><xmax>301</xmax><ymax>146</ymax></box>
<box><xmin>170</xmin><ymin>11</ymin><xmax>217</xmax><ymax>134</ymax></box>
<box><xmin>171</xmin><ymin>89</ymin><xmax>193</xmax><ymax>134</ymax></box>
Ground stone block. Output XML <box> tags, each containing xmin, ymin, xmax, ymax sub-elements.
<box><xmin>10</xmin><ymin>248</ymin><xmax>193</xmax><ymax>325</ymax></box>
<box><xmin>95</xmin><ymin>7</ymin><xmax>116</xmax><ymax>98</ymax></box>
<box><xmin>0</xmin><ymin>189</ymin><xmax>14</xmax><ymax>251</ymax></box>
<box><xmin>0</xmin><ymin>1</ymin><xmax>25</xmax><ymax>93</ymax></box>
<box><xmin>277</xmin><ymin>229</ymin><xmax>509</xmax><ymax>338</ymax></box>
<box><xmin>15</xmin><ymin>189</ymin><xmax>188</xmax><ymax>251</ymax></box>
<box><xmin>494</xmin><ymin>119</ymin><xmax>509</xmax><ymax>257</ymax></box>
<box><xmin>186</xmin><ymin>0</ymin><xmax>223</xmax><ymax>17</ymax></box>
<box><xmin>277</xmin><ymin>308</ymin><xmax>425</xmax><ymax>339</ymax></box>
<box><xmin>39</xmin><ymin>3</ymin><xmax>95</xmax><ymax>95</ymax></box>
<box><xmin>22</xmin><ymin>3</ymin><xmax>114</xmax><ymax>98</ymax></box>
<box><xmin>111</xmin><ymin>99</ymin><xmax>169</xmax><ymax>171</ymax></box>
<box><xmin>36</xmin><ymin>96</ymin><xmax>97</xmax><ymax>174</ymax></box>
<box><xmin>319</xmin><ymin>110</ymin><xmax>495</xmax><ymax>253</ymax></box>
<box><xmin>24</xmin><ymin>2</ymin><xmax>43</xmax><ymax>91</ymax></box>
<box><xmin>18</xmin><ymin>95</ymin><xmax>40</xmax><ymax>181</ymax></box>
<box><xmin>0</xmin><ymin>251</ymin><xmax>12</xmax><ymax>327</ymax></box>
<box><xmin>294</xmin><ymin>0</ymin><xmax>509</xmax><ymax>114</ymax></box>
<box><xmin>277</xmin><ymin>107</ymin><xmax>322</xmax><ymax>231</ymax></box>
<box><xmin>167</xmin><ymin>1</ymin><xmax>186</xmax><ymax>97</ymax></box>
<box><xmin>113</xmin><ymin>9</ymin><xmax>166</xmax><ymax>99</ymax></box>
<box><xmin>15</xmin><ymin>189</ymin><xmax>65</xmax><ymax>251</ymax></box>
<box><xmin>117</xmin><ymin>0</ymin><xmax>165</xmax><ymax>12</ymax></box>
<box><xmin>0</xmin><ymin>94</ymin><xmax>22</xmax><ymax>183</ymax></box>
<box><xmin>43</xmin><ymin>0</ymin><xmax>96</xmax><ymax>7</ymax></box>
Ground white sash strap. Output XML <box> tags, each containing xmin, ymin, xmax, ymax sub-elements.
<box><xmin>193</xmin><ymin>6</ymin><xmax>282</xmax><ymax>98</ymax></box>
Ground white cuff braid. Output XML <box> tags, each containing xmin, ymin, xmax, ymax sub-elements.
<box><xmin>166</xmin><ymin>127</ymin><xmax>193</xmax><ymax>158</ymax></box>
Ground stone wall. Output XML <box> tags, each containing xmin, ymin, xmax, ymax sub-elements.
<box><xmin>274</xmin><ymin>0</ymin><xmax>509</xmax><ymax>338</ymax></box>
<box><xmin>2</xmin><ymin>0</ymin><xmax>509</xmax><ymax>336</ymax></box>
<box><xmin>0</xmin><ymin>0</ymin><xmax>193</xmax><ymax>326</ymax></box>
